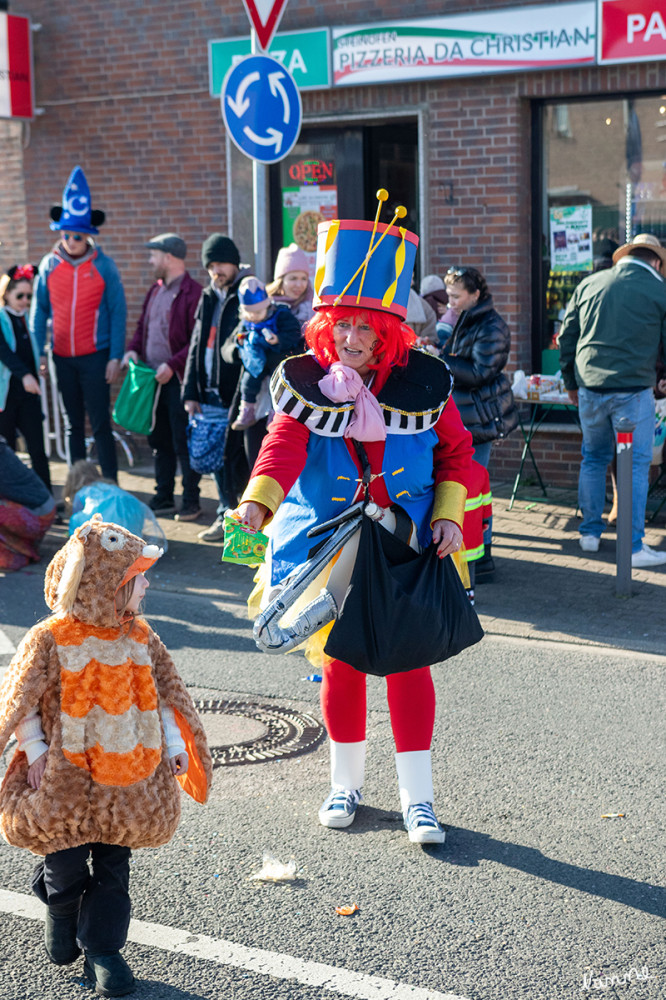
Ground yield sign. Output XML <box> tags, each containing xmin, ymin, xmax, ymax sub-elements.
<box><xmin>241</xmin><ymin>0</ymin><xmax>288</xmax><ymax>52</ymax></box>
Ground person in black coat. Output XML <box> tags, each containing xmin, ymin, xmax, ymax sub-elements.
<box><xmin>182</xmin><ymin>234</ymin><xmax>253</xmax><ymax>541</ymax></box>
<box><xmin>443</xmin><ymin>266</ymin><xmax>518</xmax><ymax>579</ymax></box>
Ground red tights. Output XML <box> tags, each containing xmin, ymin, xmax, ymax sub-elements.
<box><xmin>320</xmin><ymin>658</ymin><xmax>435</xmax><ymax>753</ymax></box>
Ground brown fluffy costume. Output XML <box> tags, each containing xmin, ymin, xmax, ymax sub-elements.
<box><xmin>0</xmin><ymin>515</ymin><xmax>212</xmax><ymax>856</ymax></box>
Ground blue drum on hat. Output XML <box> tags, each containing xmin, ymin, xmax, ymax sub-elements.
<box><xmin>313</xmin><ymin>217</ymin><xmax>419</xmax><ymax>321</ymax></box>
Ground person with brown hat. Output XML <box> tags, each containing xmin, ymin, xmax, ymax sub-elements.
<box><xmin>558</xmin><ymin>233</ymin><xmax>666</xmax><ymax>568</ymax></box>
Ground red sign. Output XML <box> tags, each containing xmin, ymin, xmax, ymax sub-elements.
<box><xmin>598</xmin><ymin>0</ymin><xmax>666</xmax><ymax>63</ymax></box>
<box><xmin>241</xmin><ymin>0</ymin><xmax>289</xmax><ymax>52</ymax></box>
<box><xmin>0</xmin><ymin>14</ymin><xmax>34</xmax><ymax>119</ymax></box>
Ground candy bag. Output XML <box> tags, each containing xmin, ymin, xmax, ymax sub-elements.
<box><xmin>221</xmin><ymin>515</ymin><xmax>268</xmax><ymax>565</ymax></box>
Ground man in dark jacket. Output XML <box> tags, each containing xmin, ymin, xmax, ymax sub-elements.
<box><xmin>559</xmin><ymin>233</ymin><xmax>666</xmax><ymax>568</ymax></box>
<box><xmin>182</xmin><ymin>234</ymin><xmax>252</xmax><ymax>542</ymax></box>
<box><xmin>123</xmin><ymin>233</ymin><xmax>203</xmax><ymax>520</ymax></box>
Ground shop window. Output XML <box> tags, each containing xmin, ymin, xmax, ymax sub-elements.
<box><xmin>537</xmin><ymin>94</ymin><xmax>666</xmax><ymax>375</ymax></box>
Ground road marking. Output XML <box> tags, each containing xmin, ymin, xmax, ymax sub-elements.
<box><xmin>0</xmin><ymin>889</ymin><xmax>469</xmax><ymax>1000</ymax></box>
<box><xmin>0</xmin><ymin>629</ymin><xmax>15</xmax><ymax>655</ymax></box>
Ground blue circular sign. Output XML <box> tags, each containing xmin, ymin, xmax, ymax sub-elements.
<box><xmin>221</xmin><ymin>54</ymin><xmax>302</xmax><ymax>165</ymax></box>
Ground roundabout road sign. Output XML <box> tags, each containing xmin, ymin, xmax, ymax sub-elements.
<box><xmin>221</xmin><ymin>53</ymin><xmax>302</xmax><ymax>164</ymax></box>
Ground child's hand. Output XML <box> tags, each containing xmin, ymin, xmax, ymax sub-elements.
<box><xmin>264</xmin><ymin>331</ymin><xmax>279</xmax><ymax>345</ymax></box>
<box><xmin>27</xmin><ymin>752</ymin><xmax>47</xmax><ymax>790</ymax></box>
<box><xmin>170</xmin><ymin>752</ymin><xmax>189</xmax><ymax>776</ymax></box>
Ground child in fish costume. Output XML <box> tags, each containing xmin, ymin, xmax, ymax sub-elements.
<box><xmin>0</xmin><ymin>514</ymin><xmax>212</xmax><ymax>997</ymax></box>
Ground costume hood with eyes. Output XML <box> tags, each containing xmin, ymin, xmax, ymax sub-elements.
<box><xmin>0</xmin><ymin>515</ymin><xmax>212</xmax><ymax>856</ymax></box>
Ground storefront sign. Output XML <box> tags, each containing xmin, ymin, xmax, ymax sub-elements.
<box><xmin>0</xmin><ymin>13</ymin><xmax>34</xmax><ymax>120</ymax></box>
<box><xmin>332</xmin><ymin>2</ymin><xmax>596</xmax><ymax>86</ymax></box>
<box><xmin>598</xmin><ymin>1</ymin><xmax>666</xmax><ymax>63</ymax></box>
<box><xmin>549</xmin><ymin>206</ymin><xmax>593</xmax><ymax>273</ymax></box>
<box><xmin>209</xmin><ymin>29</ymin><xmax>330</xmax><ymax>95</ymax></box>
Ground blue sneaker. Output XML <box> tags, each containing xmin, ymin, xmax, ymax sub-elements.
<box><xmin>318</xmin><ymin>787</ymin><xmax>362</xmax><ymax>828</ymax></box>
<box><xmin>404</xmin><ymin>802</ymin><xmax>446</xmax><ymax>844</ymax></box>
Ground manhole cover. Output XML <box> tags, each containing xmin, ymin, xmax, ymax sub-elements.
<box><xmin>194</xmin><ymin>699</ymin><xmax>326</xmax><ymax>767</ymax></box>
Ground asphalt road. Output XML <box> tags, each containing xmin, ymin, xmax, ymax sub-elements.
<box><xmin>0</xmin><ymin>561</ymin><xmax>664</xmax><ymax>1000</ymax></box>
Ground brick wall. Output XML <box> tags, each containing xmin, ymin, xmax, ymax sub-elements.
<box><xmin>1</xmin><ymin>1</ymin><xmax>665</xmax><ymax>485</ymax></box>
<box><xmin>491</xmin><ymin>426</ymin><xmax>582</xmax><ymax>490</ymax></box>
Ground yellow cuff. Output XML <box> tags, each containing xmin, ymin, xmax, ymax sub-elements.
<box><xmin>241</xmin><ymin>475</ymin><xmax>285</xmax><ymax>518</ymax></box>
<box><xmin>431</xmin><ymin>481</ymin><xmax>467</xmax><ymax>529</ymax></box>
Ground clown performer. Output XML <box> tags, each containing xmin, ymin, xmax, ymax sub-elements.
<box><xmin>234</xmin><ymin>191</ymin><xmax>475</xmax><ymax>844</ymax></box>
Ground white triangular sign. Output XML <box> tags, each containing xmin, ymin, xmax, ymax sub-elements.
<box><xmin>241</xmin><ymin>0</ymin><xmax>289</xmax><ymax>52</ymax></box>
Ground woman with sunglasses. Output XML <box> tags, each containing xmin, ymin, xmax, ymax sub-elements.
<box><xmin>0</xmin><ymin>265</ymin><xmax>52</xmax><ymax>491</ymax></box>
<box><xmin>442</xmin><ymin>266</ymin><xmax>518</xmax><ymax>580</ymax></box>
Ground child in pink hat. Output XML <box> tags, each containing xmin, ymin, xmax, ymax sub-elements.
<box><xmin>266</xmin><ymin>244</ymin><xmax>314</xmax><ymax>328</ymax></box>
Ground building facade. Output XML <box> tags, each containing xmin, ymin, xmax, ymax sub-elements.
<box><xmin>2</xmin><ymin>0</ymin><xmax>666</xmax><ymax>485</ymax></box>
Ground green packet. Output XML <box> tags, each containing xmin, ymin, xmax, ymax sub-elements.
<box><xmin>221</xmin><ymin>515</ymin><xmax>268</xmax><ymax>565</ymax></box>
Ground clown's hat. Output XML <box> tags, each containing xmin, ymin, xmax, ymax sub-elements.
<box><xmin>312</xmin><ymin>190</ymin><xmax>418</xmax><ymax>321</ymax></box>
<box><xmin>50</xmin><ymin>166</ymin><xmax>105</xmax><ymax>235</ymax></box>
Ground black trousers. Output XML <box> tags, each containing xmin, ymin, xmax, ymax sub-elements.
<box><xmin>53</xmin><ymin>350</ymin><xmax>118</xmax><ymax>482</ymax></box>
<box><xmin>0</xmin><ymin>380</ymin><xmax>51</xmax><ymax>491</ymax></box>
<box><xmin>148</xmin><ymin>376</ymin><xmax>200</xmax><ymax>506</ymax></box>
<box><xmin>32</xmin><ymin>843</ymin><xmax>131</xmax><ymax>954</ymax></box>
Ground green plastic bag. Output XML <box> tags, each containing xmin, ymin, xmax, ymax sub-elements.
<box><xmin>112</xmin><ymin>359</ymin><xmax>159</xmax><ymax>435</ymax></box>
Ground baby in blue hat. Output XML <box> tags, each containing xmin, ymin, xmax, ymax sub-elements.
<box><xmin>231</xmin><ymin>277</ymin><xmax>303</xmax><ymax>430</ymax></box>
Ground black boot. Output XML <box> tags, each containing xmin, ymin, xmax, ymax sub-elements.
<box><xmin>45</xmin><ymin>899</ymin><xmax>81</xmax><ymax>965</ymax></box>
<box><xmin>474</xmin><ymin>543</ymin><xmax>495</xmax><ymax>584</ymax></box>
<box><xmin>84</xmin><ymin>952</ymin><xmax>135</xmax><ymax>997</ymax></box>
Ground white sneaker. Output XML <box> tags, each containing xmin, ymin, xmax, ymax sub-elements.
<box><xmin>404</xmin><ymin>802</ymin><xmax>446</xmax><ymax>844</ymax></box>
<box><xmin>631</xmin><ymin>544</ymin><xmax>666</xmax><ymax>569</ymax></box>
<box><xmin>579</xmin><ymin>535</ymin><xmax>600</xmax><ymax>552</ymax></box>
<box><xmin>318</xmin><ymin>787</ymin><xmax>362</xmax><ymax>828</ymax></box>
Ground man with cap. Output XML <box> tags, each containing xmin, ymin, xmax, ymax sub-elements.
<box><xmin>30</xmin><ymin>166</ymin><xmax>127</xmax><ymax>481</ymax></box>
<box><xmin>122</xmin><ymin>233</ymin><xmax>203</xmax><ymax>520</ymax></box>
<box><xmin>559</xmin><ymin>233</ymin><xmax>666</xmax><ymax>568</ymax></box>
<box><xmin>182</xmin><ymin>233</ymin><xmax>253</xmax><ymax>542</ymax></box>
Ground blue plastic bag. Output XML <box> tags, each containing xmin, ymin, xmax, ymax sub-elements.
<box><xmin>69</xmin><ymin>482</ymin><xmax>167</xmax><ymax>550</ymax></box>
<box><xmin>187</xmin><ymin>405</ymin><xmax>229</xmax><ymax>474</ymax></box>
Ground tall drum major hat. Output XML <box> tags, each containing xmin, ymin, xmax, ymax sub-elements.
<box><xmin>50</xmin><ymin>165</ymin><xmax>106</xmax><ymax>235</ymax></box>
<box><xmin>312</xmin><ymin>189</ymin><xmax>419</xmax><ymax>321</ymax></box>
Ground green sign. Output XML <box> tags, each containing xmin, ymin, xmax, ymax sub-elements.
<box><xmin>208</xmin><ymin>28</ymin><xmax>330</xmax><ymax>95</ymax></box>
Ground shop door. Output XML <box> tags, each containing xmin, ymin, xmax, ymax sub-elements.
<box><xmin>269</xmin><ymin>122</ymin><xmax>418</xmax><ymax>284</ymax></box>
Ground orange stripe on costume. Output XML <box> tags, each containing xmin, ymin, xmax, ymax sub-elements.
<box><xmin>51</xmin><ymin>617</ymin><xmax>151</xmax><ymax>646</ymax></box>
<box><xmin>60</xmin><ymin>660</ymin><xmax>158</xmax><ymax>718</ymax></box>
<box><xmin>62</xmin><ymin>743</ymin><xmax>161</xmax><ymax>786</ymax></box>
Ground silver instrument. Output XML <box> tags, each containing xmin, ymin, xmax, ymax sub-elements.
<box><xmin>253</xmin><ymin>501</ymin><xmax>386</xmax><ymax>653</ymax></box>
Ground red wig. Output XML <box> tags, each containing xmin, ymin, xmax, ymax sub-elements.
<box><xmin>305</xmin><ymin>306</ymin><xmax>416</xmax><ymax>386</ymax></box>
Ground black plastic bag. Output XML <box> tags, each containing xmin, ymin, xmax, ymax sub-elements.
<box><xmin>324</xmin><ymin>514</ymin><xmax>484</xmax><ymax>676</ymax></box>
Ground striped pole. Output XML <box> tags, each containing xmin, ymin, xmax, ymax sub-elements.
<box><xmin>615</xmin><ymin>417</ymin><xmax>634</xmax><ymax>597</ymax></box>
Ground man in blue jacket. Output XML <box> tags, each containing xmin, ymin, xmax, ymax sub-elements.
<box><xmin>30</xmin><ymin>167</ymin><xmax>126</xmax><ymax>482</ymax></box>
<box><xmin>559</xmin><ymin>233</ymin><xmax>666</xmax><ymax>568</ymax></box>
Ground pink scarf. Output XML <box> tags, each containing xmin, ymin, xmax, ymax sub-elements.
<box><xmin>318</xmin><ymin>363</ymin><xmax>386</xmax><ymax>441</ymax></box>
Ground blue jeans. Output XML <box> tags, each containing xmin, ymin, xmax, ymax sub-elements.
<box><xmin>577</xmin><ymin>387</ymin><xmax>654</xmax><ymax>553</ymax></box>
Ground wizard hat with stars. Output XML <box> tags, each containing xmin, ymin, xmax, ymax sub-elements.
<box><xmin>49</xmin><ymin>166</ymin><xmax>106</xmax><ymax>235</ymax></box>
<box><xmin>312</xmin><ymin>189</ymin><xmax>419</xmax><ymax>321</ymax></box>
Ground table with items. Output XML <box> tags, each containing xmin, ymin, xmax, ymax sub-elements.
<box><xmin>509</xmin><ymin>373</ymin><xmax>580</xmax><ymax>510</ymax></box>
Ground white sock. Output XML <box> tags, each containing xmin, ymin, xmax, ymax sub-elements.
<box><xmin>395</xmin><ymin>749</ymin><xmax>434</xmax><ymax>814</ymax></box>
<box><xmin>330</xmin><ymin>739</ymin><xmax>366</xmax><ymax>790</ymax></box>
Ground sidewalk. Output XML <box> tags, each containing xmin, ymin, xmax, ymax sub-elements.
<box><xmin>42</xmin><ymin>459</ymin><xmax>666</xmax><ymax>659</ymax></box>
